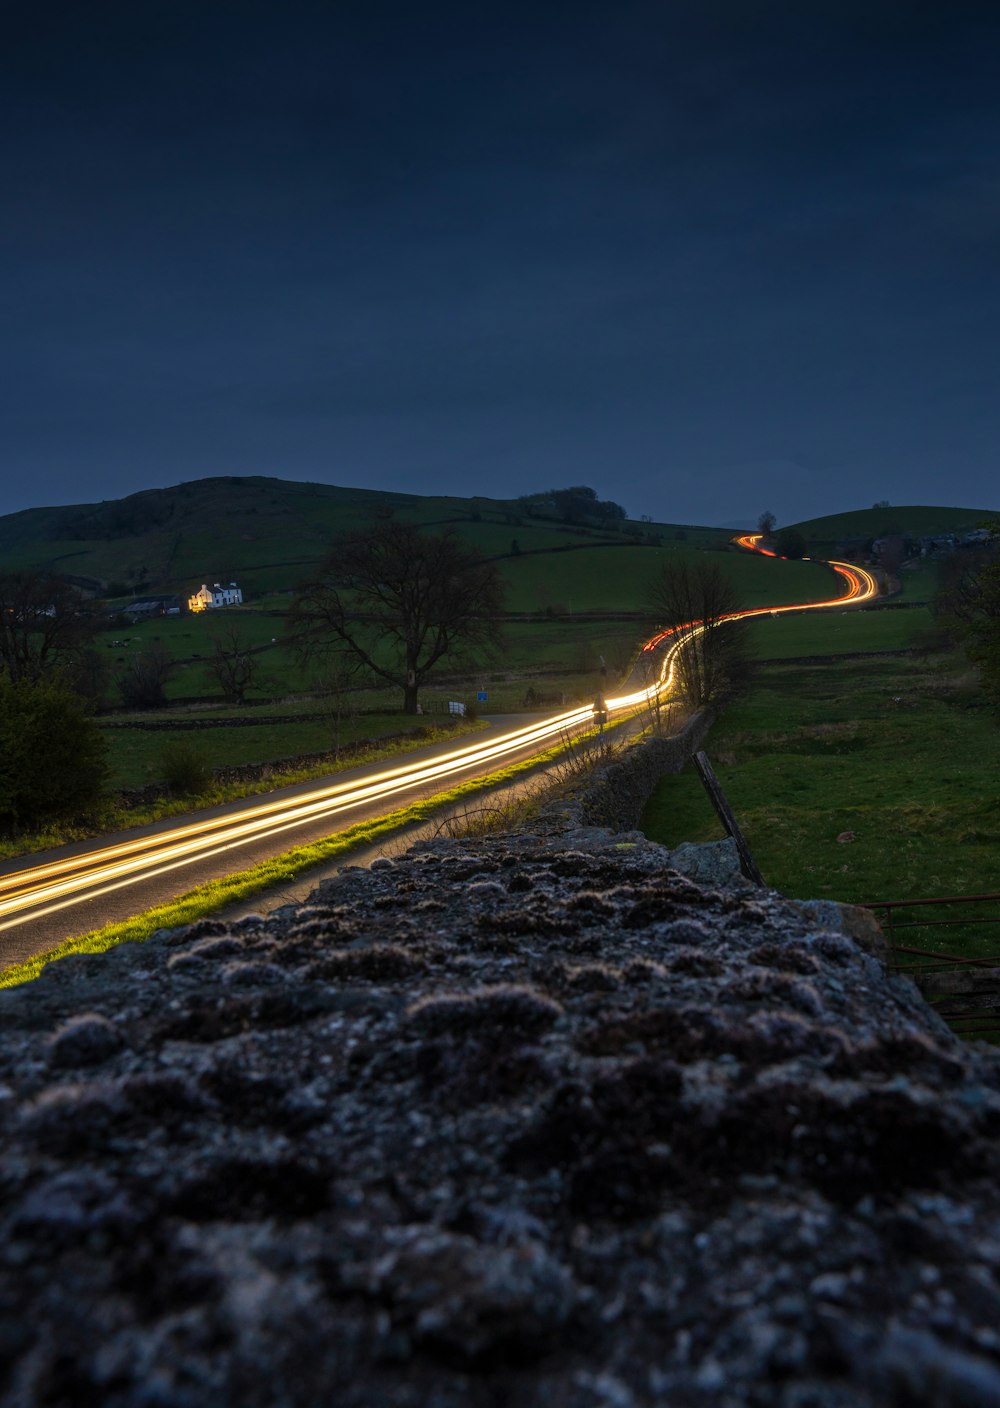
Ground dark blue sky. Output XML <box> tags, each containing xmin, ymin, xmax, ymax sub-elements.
<box><xmin>3</xmin><ymin>0</ymin><xmax>999</xmax><ymax>526</ymax></box>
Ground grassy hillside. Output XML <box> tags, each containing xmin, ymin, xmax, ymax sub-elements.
<box><xmin>0</xmin><ymin>479</ymin><xmax>466</xmax><ymax>594</ymax></box>
<box><xmin>0</xmin><ymin>473</ymin><xmax>840</xmax><ymax>618</ymax></box>
<box><xmin>4</xmin><ymin>478</ymin><xmax>994</xmax><ymax>605</ymax></box>
<box><xmin>788</xmin><ymin>503</ymin><xmax>996</xmax><ymax>545</ymax></box>
<box><xmin>0</xmin><ymin>476</ymin><xmax>711</xmax><ymax>598</ymax></box>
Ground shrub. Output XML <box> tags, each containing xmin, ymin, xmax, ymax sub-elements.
<box><xmin>116</xmin><ymin>642</ymin><xmax>175</xmax><ymax>709</ymax></box>
<box><xmin>0</xmin><ymin>675</ymin><xmax>108</xmax><ymax>832</ymax></box>
<box><xmin>159</xmin><ymin>740</ymin><xmax>212</xmax><ymax>797</ymax></box>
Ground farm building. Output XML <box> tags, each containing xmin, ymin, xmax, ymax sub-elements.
<box><xmin>188</xmin><ymin>582</ymin><xmax>243</xmax><ymax>612</ymax></box>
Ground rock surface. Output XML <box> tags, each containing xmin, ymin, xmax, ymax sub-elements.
<box><xmin>2</xmin><ymin>827</ymin><xmax>1000</xmax><ymax>1406</ymax></box>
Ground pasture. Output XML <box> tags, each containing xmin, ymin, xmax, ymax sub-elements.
<box><xmin>641</xmin><ymin>627</ymin><xmax>1000</xmax><ymax>941</ymax></box>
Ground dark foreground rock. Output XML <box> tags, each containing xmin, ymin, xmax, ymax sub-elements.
<box><xmin>2</xmin><ymin>829</ymin><xmax>1000</xmax><ymax>1406</ymax></box>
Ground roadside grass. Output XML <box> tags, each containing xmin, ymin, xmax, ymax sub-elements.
<box><xmin>641</xmin><ymin>648</ymin><xmax>1000</xmax><ymax>956</ymax></box>
<box><xmin>0</xmin><ymin>720</ymin><xmax>625</xmax><ymax>989</ymax></box>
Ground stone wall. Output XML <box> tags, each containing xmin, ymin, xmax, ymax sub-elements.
<box><xmin>3</xmin><ymin>821</ymin><xmax>1000</xmax><ymax>1405</ymax></box>
<box><xmin>571</xmin><ymin>709</ymin><xmax>715</xmax><ymax>832</ymax></box>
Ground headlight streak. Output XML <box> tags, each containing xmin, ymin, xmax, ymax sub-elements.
<box><xmin>0</xmin><ymin>533</ymin><xmax>878</xmax><ymax>935</ymax></box>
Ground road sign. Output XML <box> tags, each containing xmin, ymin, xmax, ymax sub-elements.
<box><xmin>477</xmin><ymin>691</ymin><xmax>488</xmax><ymax>702</ymax></box>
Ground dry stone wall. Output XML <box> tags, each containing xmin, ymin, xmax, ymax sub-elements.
<box><xmin>573</xmin><ymin>710</ymin><xmax>715</xmax><ymax>833</ymax></box>
<box><xmin>2</xmin><ymin>817</ymin><xmax>1000</xmax><ymax>1406</ymax></box>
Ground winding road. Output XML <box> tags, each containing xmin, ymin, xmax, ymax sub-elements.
<box><xmin>0</xmin><ymin>534</ymin><xmax>877</xmax><ymax>969</ymax></box>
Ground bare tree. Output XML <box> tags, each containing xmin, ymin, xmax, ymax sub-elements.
<box><xmin>310</xmin><ymin>648</ymin><xmax>361</xmax><ymax>757</ymax></box>
<box><xmin>645</xmin><ymin>561</ymin><xmax>749</xmax><ymax>707</ymax></box>
<box><xmin>0</xmin><ymin>571</ymin><xmax>98</xmax><ymax>683</ymax></box>
<box><xmin>757</xmin><ymin>510</ymin><xmax>777</xmax><ymax>538</ymax></box>
<box><xmin>638</xmin><ymin>648</ymin><xmax>678</xmax><ymax>736</ymax></box>
<box><xmin>116</xmin><ymin>642</ymin><xmax>175</xmax><ymax>709</ymax></box>
<box><xmin>293</xmin><ymin>522</ymin><xmax>505</xmax><ymax>714</ymax></box>
<box><xmin>207</xmin><ymin>620</ymin><xmax>259</xmax><ymax>705</ymax></box>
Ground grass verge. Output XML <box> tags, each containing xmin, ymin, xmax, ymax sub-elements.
<box><xmin>1</xmin><ymin>719</ymin><xmax>625</xmax><ymax>989</ymax></box>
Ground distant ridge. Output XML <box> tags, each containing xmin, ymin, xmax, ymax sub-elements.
<box><xmin>788</xmin><ymin>504</ymin><xmax>997</xmax><ymax>542</ymax></box>
<box><xmin>0</xmin><ymin>474</ymin><xmax>992</xmax><ymax>598</ymax></box>
<box><xmin>0</xmin><ymin>475</ymin><xmax>691</xmax><ymax>598</ymax></box>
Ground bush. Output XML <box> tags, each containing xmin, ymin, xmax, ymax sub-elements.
<box><xmin>776</xmin><ymin>527</ymin><xmax>806</xmax><ymax>559</ymax></box>
<box><xmin>159</xmin><ymin>740</ymin><xmax>211</xmax><ymax>797</ymax></box>
<box><xmin>0</xmin><ymin>675</ymin><xmax>108</xmax><ymax>832</ymax></box>
<box><xmin>116</xmin><ymin>643</ymin><xmax>175</xmax><ymax>709</ymax></box>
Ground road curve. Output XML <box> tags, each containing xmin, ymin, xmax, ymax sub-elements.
<box><xmin>0</xmin><ymin>534</ymin><xmax>877</xmax><ymax>965</ymax></box>
<box><xmin>640</xmin><ymin>533</ymin><xmax>878</xmax><ymax>656</ymax></box>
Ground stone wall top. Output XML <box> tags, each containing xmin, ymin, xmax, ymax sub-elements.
<box><xmin>1</xmin><ymin>826</ymin><xmax>999</xmax><ymax>1405</ymax></box>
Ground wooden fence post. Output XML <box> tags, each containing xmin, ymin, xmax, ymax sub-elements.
<box><xmin>692</xmin><ymin>750</ymin><xmax>766</xmax><ymax>887</ymax></box>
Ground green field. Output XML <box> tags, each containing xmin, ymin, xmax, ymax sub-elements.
<box><xmin>895</xmin><ymin>560</ymin><xmax>942</xmax><ymax>604</ymax></box>
<box><xmin>748</xmin><ymin>605</ymin><xmax>933</xmax><ymax>659</ymax></box>
<box><xmin>101</xmin><ymin>711</ymin><xmax>426</xmax><ymax>790</ymax></box>
<box><xmin>499</xmin><ymin>544</ymin><xmax>834</xmax><ymax>614</ymax></box>
<box><xmin>641</xmin><ymin>638</ymin><xmax>1000</xmax><ymax>938</ymax></box>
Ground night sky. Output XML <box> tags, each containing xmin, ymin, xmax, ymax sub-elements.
<box><xmin>4</xmin><ymin>1</ymin><xmax>999</xmax><ymax>527</ymax></box>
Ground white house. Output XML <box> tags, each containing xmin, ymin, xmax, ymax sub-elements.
<box><xmin>188</xmin><ymin>582</ymin><xmax>243</xmax><ymax>612</ymax></box>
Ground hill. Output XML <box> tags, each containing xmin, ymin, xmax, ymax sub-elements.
<box><xmin>6</xmin><ymin>476</ymin><xmax>993</xmax><ymax>621</ymax></box>
<box><xmin>787</xmin><ymin>503</ymin><xmax>996</xmax><ymax>544</ymax></box>
<box><xmin>0</xmin><ymin>475</ymin><xmax>732</xmax><ymax>600</ymax></box>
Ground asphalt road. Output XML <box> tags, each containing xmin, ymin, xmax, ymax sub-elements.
<box><xmin>0</xmin><ymin>709</ymin><xmax>597</xmax><ymax>970</ymax></box>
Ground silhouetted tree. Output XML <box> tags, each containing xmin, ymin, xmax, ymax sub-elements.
<box><xmin>645</xmin><ymin>561</ymin><xmax>750</xmax><ymax>707</ymax></box>
<box><xmin>776</xmin><ymin>527</ymin><xmax>807</xmax><ymax>559</ymax></box>
<box><xmin>757</xmin><ymin>510</ymin><xmax>777</xmax><ymax>536</ymax></box>
<box><xmin>0</xmin><ymin>571</ymin><xmax>98</xmax><ymax>684</ymax></box>
<box><xmin>548</xmin><ymin>485</ymin><xmax>626</xmax><ymax>525</ymax></box>
<box><xmin>312</xmin><ymin>649</ymin><xmax>361</xmax><ymax>757</ymax></box>
<box><xmin>874</xmin><ymin>535</ymin><xmax>906</xmax><ymax>574</ymax></box>
<box><xmin>550</xmin><ymin>486</ymin><xmax>599</xmax><ymax>523</ymax></box>
<box><xmin>293</xmin><ymin>522</ymin><xmax>505</xmax><ymax>715</ymax></box>
<box><xmin>116</xmin><ymin>642</ymin><xmax>175</xmax><ymax>709</ymax></box>
<box><xmin>207</xmin><ymin>620</ymin><xmax>259</xmax><ymax>705</ymax></box>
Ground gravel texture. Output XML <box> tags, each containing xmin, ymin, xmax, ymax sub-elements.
<box><xmin>2</xmin><ymin>824</ymin><xmax>1000</xmax><ymax>1406</ymax></box>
